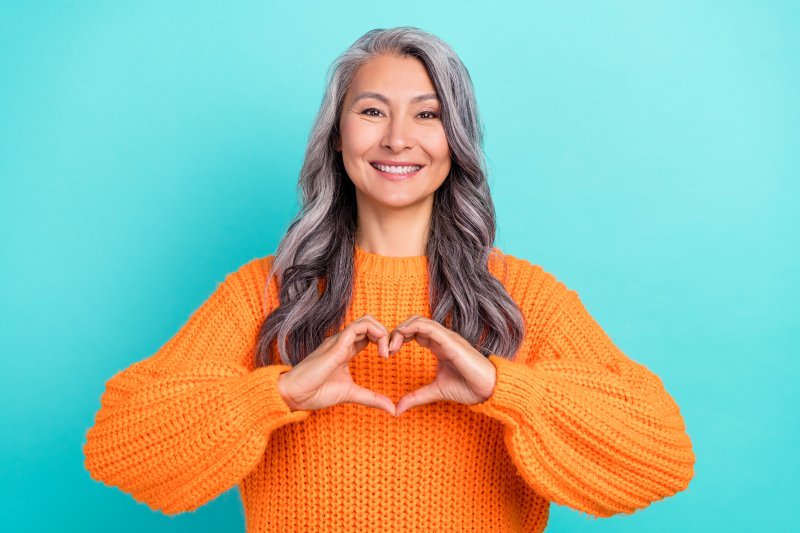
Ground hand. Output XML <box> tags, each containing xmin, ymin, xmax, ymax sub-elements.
<box><xmin>388</xmin><ymin>315</ymin><xmax>497</xmax><ymax>417</ymax></box>
<box><xmin>277</xmin><ymin>315</ymin><xmax>396</xmax><ymax>416</ymax></box>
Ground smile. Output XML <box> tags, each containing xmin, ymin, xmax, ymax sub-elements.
<box><xmin>370</xmin><ymin>162</ymin><xmax>424</xmax><ymax>180</ymax></box>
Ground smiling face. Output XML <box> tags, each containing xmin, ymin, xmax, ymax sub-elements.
<box><xmin>335</xmin><ymin>53</ymin><xmax>451</xmax><ymax>211</ymax></box>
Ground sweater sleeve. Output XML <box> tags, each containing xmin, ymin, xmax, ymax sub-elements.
<box><xmin>466</xmin><ymin>275</ymin><xmax>696</xmax><ymax>518</ymax></box>
<box><xmin>82</xmin><ymin>261</ymin><xmax>311</xmax><ymax>515</ymax></box>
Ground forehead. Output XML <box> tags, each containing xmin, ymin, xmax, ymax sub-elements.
<box><xmin>348</xmin><ymin>54</ymin><xmax>437</xmax><ymax>99</ymax></box>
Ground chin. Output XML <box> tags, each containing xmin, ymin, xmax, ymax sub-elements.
<box><xmin>378</xmin><ymin>194</ymin><xmax>428</xmax><ymax>210</ymax></box>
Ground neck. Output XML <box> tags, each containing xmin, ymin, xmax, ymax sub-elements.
<box><xmin>353</xmin><ymin>242</ymin><xmax>428</xmax><ymax>280</ymax></box>
<box><xmin>355</xmin><ymin>193</ymin><xmax>432</xmax><ymax>257</ymax></box>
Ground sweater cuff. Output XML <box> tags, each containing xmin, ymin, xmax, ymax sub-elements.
<box><xmin>466</xmin><ymin>354</ymin><xmax>545</xmax><ymax>424</ymax></box>
<box><xmin>233</xmin><ymin>364</ymin><xmax>312</xmax><ymax>435</ymax></box>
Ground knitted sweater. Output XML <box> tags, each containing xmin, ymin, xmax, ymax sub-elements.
<box><xmin>83</xmin><ymin>244</ymin><xmax>695</xmax><ymax>532</ymax></box>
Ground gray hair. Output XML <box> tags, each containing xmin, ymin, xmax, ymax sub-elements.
<box><xmin>255</xmin><ymin>26</ymin><xmax>525</xmax><ymax>367</ymax></box>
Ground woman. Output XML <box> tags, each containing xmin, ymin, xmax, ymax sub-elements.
<box><xmin>83</xmin><ymin>26</ymin><xmax>696</xmax><ymax>532</ymax></box>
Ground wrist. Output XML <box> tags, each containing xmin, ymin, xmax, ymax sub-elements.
<box><xmin>277</xmin><ymin>372</ymin><xmax>298</xmax><ymax>411</ymax></box>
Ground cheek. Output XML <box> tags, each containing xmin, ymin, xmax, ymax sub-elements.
<box><xmin>340</xmin><ymin>118</ymin><xmax>376</xmax><ymax>155</ymax></box>
<box><xmin>420</xmin><ymin>129</ymin><xmax>450</xmax><ymax>162</ymax></box>
<box><xmin>428</xmin><ymin>132</ymin><xmax>451</xmax><ymax>184</ymax></box>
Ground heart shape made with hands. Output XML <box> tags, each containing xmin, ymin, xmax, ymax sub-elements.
<box><xmin>372</xmin><ymin>314</ymin><xmax>498</xmax><ymax>417</ymax></box>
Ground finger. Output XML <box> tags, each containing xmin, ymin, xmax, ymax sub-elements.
<box><xmin>388</xmin><ymin>331</ymin><xmax>400</xmax><ymax>354</ymax></box>
<box><xmin>347</xmin><ymin>384</ymin><xmax>397</xmax><ymax>416</ymax></box>
<box><xmin>389</xmin><ymin>326</ymin><xmax>419</xmax><ymax>354</ymax></box>
<box><xmin>389</xmin><ymin>315</ymin><xmax>422</xmax><ymax>353</ymax></box>
<box><xmin>358</xmin><ymin>314</ymin><xmax>391</xmax><ymax>359</ymax></box>
<box><xmin>389</xmin><ymin>328</ymin><xmax>415</xmax><ymax>353</ymax></box>
<box><xmin>341</xmin><ymin>318</ymin><xmax>389</xmax><ymax>361</ymax></box>
<box><xmin>395</xmin><ymin>383</ymin><xmax>442</xmax><ymax>417</ymax></box>
<box><xmin>393</xmin><ymin>319</ymin><xmax>445</xmax><ymax>352</ymax></box>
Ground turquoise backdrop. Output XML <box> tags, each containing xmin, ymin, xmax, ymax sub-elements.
<box><xmin>1</xmin><ymin>1</ymin><xmax>797</xmax><ymax>531</ymax></box>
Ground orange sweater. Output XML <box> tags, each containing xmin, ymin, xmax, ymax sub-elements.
<box><xmin>83</xmin><ymin>245</ymin><xmax>695</xmax><ymax>532</ymax></box>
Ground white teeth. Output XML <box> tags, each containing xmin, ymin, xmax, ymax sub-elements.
<box><xmin>372</xmin><ymin>163</ymin><xmax>422</xmax><ymax>174</ymax></box>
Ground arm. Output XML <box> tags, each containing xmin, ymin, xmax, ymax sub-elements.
<box><xmin>467</xmin><ymin>276</ymin><xmax>696</xmax><ymax>518</ymax></box>
<box><xmin>82</xmin><ymin>260</ymin><xmax>310</xmax><ymax>515</ymax></box>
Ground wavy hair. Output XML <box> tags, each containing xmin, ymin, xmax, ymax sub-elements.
<box><xmin>255</xmin><ymin>26</ymin><xmax>525</xmax><ymax>367</ymax></box>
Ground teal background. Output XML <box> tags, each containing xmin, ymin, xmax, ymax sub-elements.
<box><xmin>1</xmin><ymin>1</ymin><xmax>797</xmax><ymax>531</ymax></box>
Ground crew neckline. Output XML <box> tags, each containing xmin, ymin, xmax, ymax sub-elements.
<box><xmin>354</xmin><ymin>243</ymin><xmax>428</xmax><ymax>279</ymax></box>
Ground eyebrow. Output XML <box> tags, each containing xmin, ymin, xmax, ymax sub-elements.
<box><xmin>352</xmin><ymin>91</ymin><xmax>439</xmax><ymax>105</ymax></box>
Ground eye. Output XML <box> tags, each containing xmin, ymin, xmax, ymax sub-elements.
<box><xmin>360</xmin><ymin>108</ymin><xmax>440</xmax><ymax>119</ymax></box>
<box><xmin>361</xmin><ymin>107</ymin><xmax>384</xmax><ymax>117</ymax></box>
<box><xmin>419</xmin><ymin>110</ymin><xmax>440</xmax><ymax>120</ymax></box>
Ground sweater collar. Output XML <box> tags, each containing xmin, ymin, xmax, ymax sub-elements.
<box><xmin>354</xmin><ymin>243</ymin><xmax>428</xmax><ymax>280</ymax></box>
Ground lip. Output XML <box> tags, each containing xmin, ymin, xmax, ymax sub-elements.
<box><xmin>369</xmin><ymin>160</ymin><xmax>425</xmax><ymax>181</ymax></box>
<box><xmin>371</xmin><ymin>164</ymin><xmax>422</xmax><ymax>181</ymax></box>
<box><xmin>370</xmin><ymin>160</ymin><xmax>426</xmax><ymax>166</ymax></box>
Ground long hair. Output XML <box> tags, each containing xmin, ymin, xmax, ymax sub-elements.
<box><xmin>255</xmin><ymin>26</ymin><xmax>525</xmax><ymax>367</ymax></box>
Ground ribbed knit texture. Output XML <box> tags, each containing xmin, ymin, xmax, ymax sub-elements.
<box><xmin>83</xmin><ymin>244</ymin><xmax>695</xmax><ymax>532</ymax></box>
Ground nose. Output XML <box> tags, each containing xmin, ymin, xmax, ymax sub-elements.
<box><xmin>381</xmin><ymin>113</ymin><xmax>416</xmax><ymax>152</ymax></box>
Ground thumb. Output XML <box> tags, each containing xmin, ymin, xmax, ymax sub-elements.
<box><xmin>395</xmin><ymin>383</ymin><xmax>442</xmax><ymax>417</ymax></box>
<box><xmin>346</xmin><ymin>384</ymin><xmax>397</xmax><ymax>416</ymax></box>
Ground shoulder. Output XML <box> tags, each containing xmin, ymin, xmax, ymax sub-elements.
<box><xmin>488</xmin><ymin>247</ymin><xmax>576</xmax><ymax>338</ymax></box>
<box><xmin>222</xmin><ymin>255</ymin><xmax>274</xmax><ymax>288</ymax></box>
<box><xmin>230</xmin><ymin>254</ymin><xmax>275</xmax><ymax>279</ymax></box>
<box><xmin>221</xmin><ymin>254</ymin><xmax>278</xmax><ymax>322</ymax></box>
<box><xmin>486</xmin><ymin>248</ymin><xmax>585</xmax><ymax>361</ymax></box>
<box><xmin>489</xmin><ymin>247</ymin><xmax>569</xmax><ymax>306</ymax></box>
